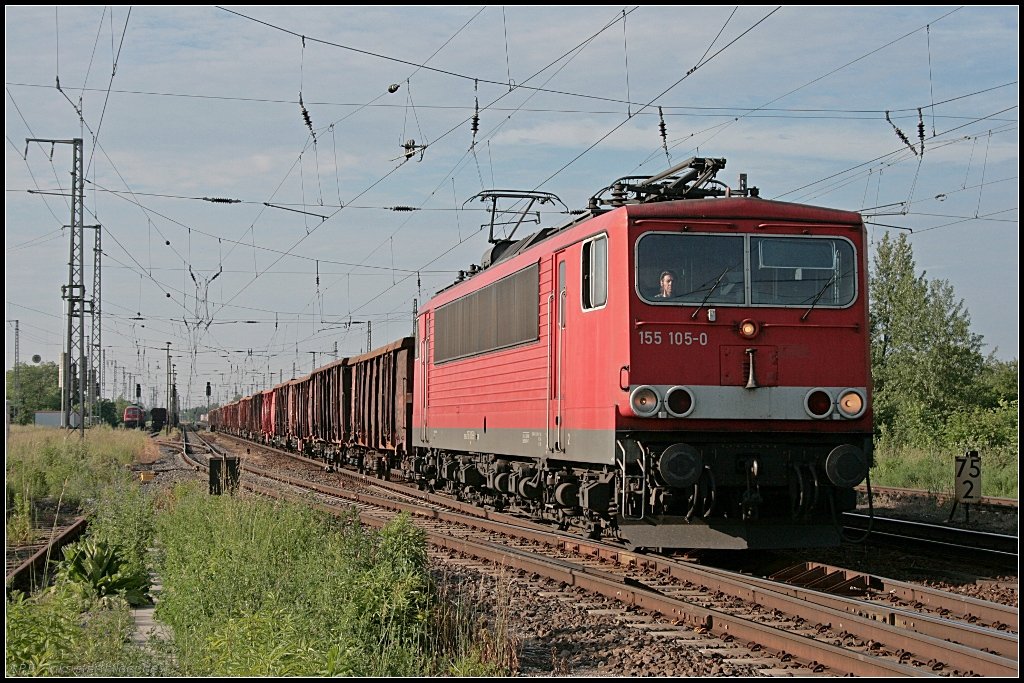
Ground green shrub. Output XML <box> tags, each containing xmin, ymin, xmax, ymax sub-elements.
<box><xmin>871</xmin><ymin>394</ymin><xmax>1018</xmax><ymax>498</ymax></box>
<box><xmin>153</xmin><ymin>484</ymin><xmax>513</xmax><ymax>676</ymax></box>
<box><xmin>56</xmin><ymin>538</ymin><xmax>152</xmax><ymax>606</ymax></box>
<box><xmin>5</xmin><ymin>589</ymin><xmax>81</xmax><ymax>676</ymax></box>
<box><xmin>942</xmin><ymin>399</ymin><xmax>1019</xmax><ymax>451</ymax></box>
<box><xmin>5</xmin><ymin>585</ymin><xmax>151</xmax><ymax>676</ymax></box>
<box><xmin>5</xmin><ymin>431</ymin><xmax>171</xmax><ymax>677</ymax></box>
<box><xmin>84</xmin><ymin>482</ymin><xmax>155</xmax><ymax>574</ymax></box>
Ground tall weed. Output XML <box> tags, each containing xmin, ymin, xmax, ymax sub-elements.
<box><xmin>5</xmin><ymin>425</ymin><xmax>148</xmax><ymax>508</ymax></box>
<box><xmin>154</xmin><ymin>484</ymin><xmax>514</xmax><ymax>676</ymax></box>
<box><xmin>5</xmin><ymin>484</ymin><xmax>35</xmax><ymax>544</ymax></box>
<box><xmin>5</xmin><ymin>585</ymin><xmax>155</xmax><ymax>676</ymax></box>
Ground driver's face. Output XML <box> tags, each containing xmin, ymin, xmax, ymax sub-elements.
<box><xmin>661</xmin><ymin>276</ymin><xmax>673</xmax><ymax>291</ymax></box>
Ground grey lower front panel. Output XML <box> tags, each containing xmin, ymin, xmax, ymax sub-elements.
<box><xmin>416</xmin><ymin>426</ymin><xmax>617</xmax><ymax>465</ymax></box>
<box><xmin>617</xmin><ymin>516</ymin><xmax>841</xmax><ymax>550</ymax></box>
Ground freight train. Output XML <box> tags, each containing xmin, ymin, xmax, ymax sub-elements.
<box><xmin>210</xmin><ymin>158</ymin><xmax>873</xmax><ymax>550</ymax></box>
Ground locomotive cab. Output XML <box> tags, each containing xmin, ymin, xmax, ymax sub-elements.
<box><xmin>608</xmin><ymin>190</ymin><xmax>873</xmax><ymax>549</ymax></box>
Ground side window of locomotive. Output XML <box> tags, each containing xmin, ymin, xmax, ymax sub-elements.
<box><xmin>636</xmin><ymin>233</ymin><xmax>745</xmax><ymax>304</ymax></box>
<box><xmin>581</xmin><ymin>234</ymin><xmax>608</xmax><ymax>310</ymax></box>
<box><xmin>750</xmin><ymin>236</ymin><xmax>856</xmax><ymax>307</ymax></box>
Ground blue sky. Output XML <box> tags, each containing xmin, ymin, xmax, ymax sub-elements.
<box><xmin>5</xmin><ymin>6</ymin><xmax>1018</xmax><ymax>408</ymax></box>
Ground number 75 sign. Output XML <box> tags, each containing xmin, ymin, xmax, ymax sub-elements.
<box><xmin>954</xmin><ymin>451</ymin><xmax>981</xmax><ymax>503</ymax></box>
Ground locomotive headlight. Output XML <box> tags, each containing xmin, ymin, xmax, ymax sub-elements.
<box><xmin>837</xmin><ymin>389</ymin><xmax>866</xmax><ymax>419</ymax></box>
<box><xmin>665</xmin><ymin>386</ymin><xmax>695</xmax><ymax>417</ymax></box>
<box><xmin>629</xmin><ymin>385</ymin><xmax>661</xmax><ymax>417</ymax></box>
<box><xmin>804</xmin><ymin>388</ymin><xmax>834</xmax><ymax>419</ymax></box>
<box><xmin>738</xmin><ymin>318</ymin><xmax>760</xmax><ymax>339</ymax></box>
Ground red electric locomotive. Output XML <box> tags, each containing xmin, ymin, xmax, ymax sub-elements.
<box><xmin>209</xmin><ymin>157</ymin><xmax>872</xmax><ymax>551</ymax></box>
<box><xmin>123</xmin><ymin>404</ymin><xmax>145</xmax><ymax>429</ymax></box>
<box><xmin>409</xmin><ymin>158</ymin><xmax>872</xmax><ymax>549</ymax></box>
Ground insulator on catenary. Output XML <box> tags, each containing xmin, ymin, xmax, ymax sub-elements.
<box><xmin>885</xmin><ymin>110</ymin><xmax>917</xmax><ymax>157</ymax></box>
<box><xmin>469</xmin><ymin>80</ymin><xmax>479</xmax><ymax>149</ymax></box>
<box><xmin>299</xmin><ymin>92</ymin><xmax>315</xmax><ymax>138</ymax></box>
<box><xmin>658</xmin><ymin>106</ymin><xmax>669</xmax><ymax>162</ymax></box>
<box><xmin>917</xmin><ymin>108</ymin><xmax>925</xmax><ymax>157</ymax></box>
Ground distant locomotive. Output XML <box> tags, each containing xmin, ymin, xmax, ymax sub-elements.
<box><xmin>123</xmin><ymin>405</ymin><xmax>145</xmax><ymax>430</ymax></box>
<box><xmin>150</xmin><ymin>407</ymin><xmax>168</xmax><ymax>432</ymax></box>
<box><xmin>210</xmin><ymin>158</ymin><xmax>873</xmax><ymax>550</ymax></box>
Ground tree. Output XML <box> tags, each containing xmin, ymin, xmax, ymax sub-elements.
<box><xmin>869</xmin><ymin>233</ymin><xmax>985</xmax><ymax>445</ymax></box>
<box><xmin>97</xmin><ymin>398</ymin><xmax>121</xmax><ymax>428</ymax></box>
<box><xmin>5</xmin><ymin>362</ymin><xmax>61</xmax><ymax>425</ymax></box>
<box><xmin>976</xmin><ymin>356</ymin><xmax>1018</xmax><ymax>408</ymax></box>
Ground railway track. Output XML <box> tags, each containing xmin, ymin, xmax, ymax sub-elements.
<box><xmin>841</xmin><ymin>512</ymin><xmax>1018</xmax><ymax>566</ymax></box>
<box><xmin>857</xmin><ymin>484</ymin><xmax>1018</xmax><ymax>510</ymax></box>
<box><xmin>5</xmin><ymin>517</ymin><xmax>89</xmax><ymax>594</ymax></box>
<box><xmin>187</xmin><ymin>428</ymin><xmax>1018</xmax><ymax>677</ymax></box>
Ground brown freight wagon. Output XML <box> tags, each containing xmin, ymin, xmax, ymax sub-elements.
<box><xmin>347</xmin><ymin>337</ymin><xmax>414</xmax><ymax>459</ymax></box>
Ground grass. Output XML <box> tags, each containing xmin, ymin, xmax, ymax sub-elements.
<box><xmin>5</xmin><ymin>425</ymin><xmax>171</xmax><ymax>677</ymax></box>
<box><xmin>5</xmin><ymin>425</ymin><xmax>148</xmax><ymax>510</ymax></box>
<box><xmin>153</xmin><ymin>483</ymin><xmax>517</xmax><ymax>676</ymax></box>
<box><xmin>870</xmin><ymin>442</ymin><xmax>1018</xmax><ymax>498</ymax></box>
<box><xmin>6</xmin><ymin>427</ymin><xmax>518</xmax><ymax>677</ymax></box>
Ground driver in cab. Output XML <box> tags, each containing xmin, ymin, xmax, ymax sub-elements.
<box><xmin>654</xmin><ymin>270</ymin><xmax>676</xmax><ymax>299</ymax></box>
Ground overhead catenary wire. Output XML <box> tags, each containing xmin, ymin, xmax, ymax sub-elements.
<box><xmin>535</xmin><ymin>6</ymin><xmax>782</xmax><ymax>190</ymax></box>
<box><xmin>287</xmin><ymin>7</ymin><xmax>644</xmax><ymax>328</ymax></box>
<box><xmin>216</xmin><ymin>5</ymin><xmax>685</xmax><ymax>113</ymax></box>
<box><xmin>776</xmin><ymin>110</ymin><xmax>1016</xmax><ymax>203</ymax></box>
<box><xmin>6</xmin><ymin>88</ymin><xmax>73</xmax><ymax>222</ymax></box>
<box><xmin>198</xmin><ymin>12</ymin><xmax>500</xmax><ymax>323</ymax></box>
<box><xmin>645</xmin><ymin>5</ymin><xmax>970</xmax><ymax>178</ymax></box>
<box><xmin>8</xmin><ymin>7</ymin><xmax>1016</xmax><ymax>400</ymax></box>
<box><xmin>7</xmin><ymin>78</ymin><xmax>1015</xmax><ymax>121</ymax></box>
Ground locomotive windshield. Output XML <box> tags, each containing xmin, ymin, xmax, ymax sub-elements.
<box><xmin>636</xmin><ymin>233</ymin><xmax>856</xmax><ymax>307</ymax></box>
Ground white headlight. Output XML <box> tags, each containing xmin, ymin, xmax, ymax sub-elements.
<box><xmin>837</xmin><ymin>389</ymin><xmax>866</xmax><ymax>418</ymax></box>
<box><xmin>665</xmin><ymin>386</ymin><xmax>695</xmax><ymax>417</ymax></box>
<box><xmin>629</xmin><ymin>385</ymin><xmax>661</xmax><ymax>417</ymax></box>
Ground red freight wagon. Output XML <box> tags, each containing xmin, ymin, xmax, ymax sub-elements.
<box><xmin>309</xmin><ymin>358</ymin><xmax>348</xmax><ymax>451</ymax></box>
<box><xmin>259</xmin><ymin>388</ymin><xmax>275</xmax><ymax>442</ymax></box>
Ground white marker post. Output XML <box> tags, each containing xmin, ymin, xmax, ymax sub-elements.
<box><xmin>949</xmin><ymin>450</ymin><xmax>981</xmax><ymax>523</ymax></box>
